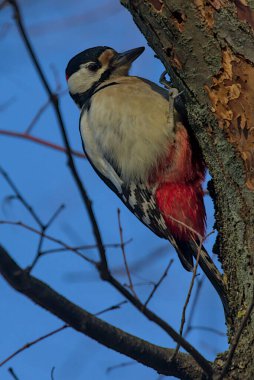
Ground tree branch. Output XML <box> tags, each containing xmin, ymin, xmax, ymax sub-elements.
<box><xmin>0</xmin><ymin>245</ymin><xmax>207</xmax><ymax>380</ymax></box>
<box><xmin>0</xmin><ymin>130</ymin><xmax>85</xmax><ymax>158</ymax></box>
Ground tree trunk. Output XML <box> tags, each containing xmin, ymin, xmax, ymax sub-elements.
<box><xmin>121</xmin><ymin>1</ymin><xmax>254</xmax><ymax>378</ymax></box>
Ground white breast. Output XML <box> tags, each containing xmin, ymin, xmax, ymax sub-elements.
<box><xmin>81</xmin><ymin>77</ymin><xmax>175</xmax><ymax>184</ymax></box>
<box><xmin>80</xmin><ymin>110</ymin><xmax>124</xmax><ymax>193</ymax></box>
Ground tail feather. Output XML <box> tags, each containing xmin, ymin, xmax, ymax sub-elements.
<box><xmin>174</xmin><ymin>239</ymin><xmax>229</xmax><ymax>318</ymax></box>
<box><xmin>174</xmin><ymin>240</ymin><xmax>194</xmax><ymax>272</ymax></box>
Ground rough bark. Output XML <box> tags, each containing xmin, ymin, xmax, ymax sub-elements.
<box><xmin>121</xmin><ymin>1</ymin><xmax>254</xmax><ymax>378</ymax></box>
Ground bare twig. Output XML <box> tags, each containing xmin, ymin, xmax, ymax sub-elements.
<box><xmin>144</xmin><ymin>258</ymin><xmax>174</xmax><ymax>307</ymax></box>
<box><xmin>188</xmin><ymin>326</ymin><xmax>226</xmax><ymax>337</ymax></box>
<box><xmin>28</xmin><ymin>204</ymin><xmax>65</xmax><ymax>271</ymax></box>
<box><xmin>117</xmin><ymin>209</ymin><xmax>137</xmax><ymax>298</ymax></box>
<box><xmin>0</xmin><ymin>130</ymin><xmax>85</xmax><ymax>158</ymax></box>
<box><xmin>25</xmin><ymin>88</ymin><xmax>67</xmax><ymax>135</ymax></box>
<box><xmin>172</xmin><ymin>230</ymin><xmax>216</xmax><ymax>358</ymax></box>
<box><xmin>0</xmin><ymin>97</ymin><xmax>15</xmax><ymax>111</ymax></box>
<box><xmin>171</xmin><ymin>238</ymin><xmax>204</xmax><ymax>361</ymax></box>
<box><xmin>95</xmin><ymin>300</ymin><xmax>127</xmax><ymax>316</ymax></box>
<box><xmin>106</xmin><ymin>361</ymin><xmax>135</xmax><ymax>373</ymax></box>
<box><xmin>179</xmin><ymin>243</ymin><xmax>203</xmax><ymax>336</ymax></box>
<box><xmin>50</xmin><ymin>64</ymin><xmax>62</xmax><ymax>93</ymax></box>
<box><xmin>0</xmin><ymin>167</ymin><xmax>68</xmax><ymax>270</ymax></box>
<box><xmin>50</xmin><ymin>367</ymin><xmax>55</xmax><ymax>380</ymax></box>
<box><xmin>41</xmin><ymin>239</ymin><xmax>133</xmax><ymax>255</ymax></box>
<box><xmin>0</xmin><ymin>300</ymin><xmax>127</xmax><ymax>369</ymax></box>
<box><xmin>8</xmin><ymin>368</ymin><xmax>19</xmax><ymax>380</ymax></box>
<box><xmin>46</xmin><ymin>204</ymin><xmax>65</xmax><ymax>229</ymax></box>
<box><xmin>111</xmin><ymin>245</ymin><xmax>168</xmax><ymax>276</ymax></box>
<box><xmin>167</xmin><ymin>214</ymin><xmax>203</xmax><ymax>242</ymax></box>
<box><xmin>183</xmin><ymin>276</ymin><xmax>205</xmax><ymax>338</ymax></box>
<box><xmin>25</xmin><ymin>100</ymin><xmax>50</xmax><ymax>134</ymax></box>
<box><xmin>0</xmin><ymin>220</ymin><xmax>96</xmax><ymax>265</ymax></box>
<box><xmin>216</xmin><ymin>291</ymin><xmax>254</xmax><ymax>380</ymax></box>
<box><xmin>0</xmin><ymin>326</ymin><xmax>68</xmax><ymax>368</ymax></box>
<box><xmin>0</xmin><ymin>166</ymin><xmax>43</xmax><ymax>226</ymax></box>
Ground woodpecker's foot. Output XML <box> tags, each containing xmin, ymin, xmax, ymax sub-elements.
<box><xmin>159</xmin><ymin>71</ymin><xmax>182</xmax><ymax>99</ymax></box>
<box><xmin>159</xmin><ymin>70</ymin><xmax>171</xmax><ymax>88</ymax></box>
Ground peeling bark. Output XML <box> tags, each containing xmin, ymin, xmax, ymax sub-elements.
<box><xmin>121</xmin><ymin>1</ymin><xmax>254</xmax><ymax>378</ymax></box>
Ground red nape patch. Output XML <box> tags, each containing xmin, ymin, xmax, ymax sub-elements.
<box><xmin>65</xmin><ymin>73</ymin><xmax>69</xmax><ymax>81</ymax></box>
<box><xmin>155</xmin><ymin>182</ymin><xmax>206</xmax><ymax>241</ymax></box>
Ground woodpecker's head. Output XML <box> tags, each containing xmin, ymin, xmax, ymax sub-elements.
<box><xmin>66</xmin><ymin>46</ymin><xmax>145</xmax><ymax>107</ymax></box>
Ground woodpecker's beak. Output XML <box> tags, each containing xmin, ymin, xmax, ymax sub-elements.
<box><xmin>113</xmin><ymin>47</ymin><xmax>145</xmax><ymax>67</ymax></box>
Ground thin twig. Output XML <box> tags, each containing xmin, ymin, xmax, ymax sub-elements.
<box><xmin>41</xmin><ymin>239</ymin><xmax>133</xmax><ymax>255</ymax></box>
<box><xmin>183</xmin><ymin>276</ymin><xmax>205</xmax><ymax>337</ymax></box>
<box><xmin>174</xmin><ymin>230</ymin><xmax>216</xmax><ymax>351</ymax></box>
<box><xmin>50</xmin><ymin>64</ymin><xmax>62</xmax><ymax>93</ymax></box>
<box><xmin>25</xmin><ymin>100</ymin><xmax>50</xmax><ymax>134</ymax></box>
<box><xmin>216</xmin><ymin>291</ymin><xmax>254</xmax><ymax>380</ymax></box>
<box><xmin>0</xmin><ymin>167</ymin><xmax>67</xmax><ymax>270</ymax></box>
<box><xmin>45</xmin><ymin>204</ymin><xmax>65</xmax><ymax>229</ymax></box>
<box><xmin>144</xmin><ymin>258</ymin><xmax>174</xmax><ymax>307</ymax></box>
<box><xmin>167</xmin><ymin>214</ymin><xmax>203</xmax><ymax>242</ymax></box>
<box><xmin>95</xmin><ymin>300</ymin><xmax>127</xmax><ymax>316</ymax></box>
<box><xmin>106</xmin><ymin>361</ymin><xmax>135</xmax><ymax>373</ymax></box>
<box><xmin>0</xmin><ymin>220</ymin><xmax>96</xmax><ymax>265</ymax></box>
<box><xmin>0</xmin><ymin>325</ymin><xmax>68</xmax><ymax>367</ymax></box>
<box><xmin>8</xmin><ymin>368</ymin><xmax>19</xmax><ymax>380</ymax></box>
<box><xmin>171</xmin><ymin>239</ymin><xmax>203</xmax><ymax>360</ymax></box>
<box><xmin>25</xmin><ymin>88</ymin><xmax>67</xmax><ymax>135</ymax></box>
<box><xmin>0</xmin><ymin>97</ymin><xmax>15</xmax><ymax>111</ymax></box>
<box><xmin>0</xmin><ymin>130</ymin><xmax>85</xmax><ymax>158</ymax></box>
<box><xmin>117</xmin><ymin>208</ymin><xmax>137</xmax><ymax>298</ymax></box>
<box><xmin>50</xmin><ymin>367</ymin><xmax>55</xmax><ymax>380</ymax></box>
<box><xmin>188</xmin><ymin>326</ymin><xmax>226</xmax><ymax>337</ymax></box>
<box><xmin>0</xmin><ymin>166</ymin><xmax>43</xmax><ymax>226</ymax></box>
<box><xmin>0</xmin><ymin>300</ymin><xmax>127</xmax><ymax>368</ymax></box>
<box><xmin>30</xmin><ymin>204</ymin><xmax>66</xmax><ymax>271</ymax></box>
<box><xmin>29</xmin><ymin>233</ymin><xmax>44</xmax><ymax>271</ymax></box>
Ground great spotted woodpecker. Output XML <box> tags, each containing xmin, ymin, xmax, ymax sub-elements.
<box><xmin>66</xmin><ymin>46</ymin><xmax>228</xmax><ymax>316</ymax></box>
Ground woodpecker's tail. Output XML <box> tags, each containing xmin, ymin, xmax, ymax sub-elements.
<box><xmin>174</xmin><ymin>239</ymin><xmax>229</xmax><ymax>318</ymax></box>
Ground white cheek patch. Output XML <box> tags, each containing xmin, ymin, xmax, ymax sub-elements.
<box><xmin>68</xmin><ymin>67</ymin><xmax>103</xmax><ymax>95</ymax></box>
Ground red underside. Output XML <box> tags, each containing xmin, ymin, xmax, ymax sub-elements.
<box><xmin>150</xmin><ymin>125</ymin><xmax>206</xmax><ymax>241</ymax></box>
<box><xmin>155</xmin><ymin>182</ymin><xmax>206</xmax><ymax>241</ymax></box>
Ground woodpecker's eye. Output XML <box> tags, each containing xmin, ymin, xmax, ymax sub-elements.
<box><xmin>87</xmin><ymin>62</ymin><xmax>100</xmax><ymax>71</ymax></box>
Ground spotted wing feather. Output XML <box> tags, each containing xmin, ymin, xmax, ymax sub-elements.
<box><xmin>86</xmin><ymin>151</ymin><xmax>169</xmax><ymax>238</ymax></box>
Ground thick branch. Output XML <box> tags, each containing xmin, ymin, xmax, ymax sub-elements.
<box><xmin>0</xmin><ymin>245</ymin><xmax>206</xmax><ymax>380</ymax></box>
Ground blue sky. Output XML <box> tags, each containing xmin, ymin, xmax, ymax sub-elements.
<box><xmin>0</xmin><ymin>1</ymin><xmax>227</xmax><ymax>379</ymax></box>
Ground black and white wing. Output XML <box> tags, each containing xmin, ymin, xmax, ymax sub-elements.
<box><xmin>86</xmin><ymin>150</ymin><xmax>169</xmax><ymax>239</ymax></box>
